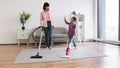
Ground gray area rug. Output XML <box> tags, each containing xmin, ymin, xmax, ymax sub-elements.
<box><xmin>14</xmin><ymin>47</ymin><xmax>106</xmax><ymax>64</ymax></box>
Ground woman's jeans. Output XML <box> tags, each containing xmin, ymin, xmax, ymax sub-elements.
<box><xmin>68</xmin><ymin>35</ymin><xmax>76</xmax><ymax>47</ymax></box>
<box><xmin>43</xmin><ymin>21</ymin><xmax>52</xmax><ymax>47</ymax></box>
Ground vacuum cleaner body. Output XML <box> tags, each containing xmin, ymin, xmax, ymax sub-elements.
<box><xmin>66</xmin><ymin>42</ymin><xmax>72</xmax><ymax>55</ymax></box>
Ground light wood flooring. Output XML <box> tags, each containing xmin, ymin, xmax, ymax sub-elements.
<box><xmin>0</xmin><ymin>42</ymin><xmax>120</xmax><ymax>68</ymax></box>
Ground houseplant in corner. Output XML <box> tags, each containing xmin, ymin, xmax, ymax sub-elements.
<box><xmin>20</xmin><ymin>11</ymin><xmax>31</xmax><ymax>30</ymax></box>
<box><xmin>70</xmin><ymin>11</ymin><xmax>78</xmax><ymax>18</ymax></box>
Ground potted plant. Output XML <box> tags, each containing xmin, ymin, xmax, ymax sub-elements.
<box><xmin>69</xmin><ymin>11</ymin><xmax>78</xmax><ymax>21</ymax></box>
<box><xmin>20</xmin><ymin>11</ymin><xmax>31</xmax><ymax>30</ymax></box>
<box><xmin>71</xmin><ymin>11</ymin><xmax>77</xmax><ymax>16</ymax></box>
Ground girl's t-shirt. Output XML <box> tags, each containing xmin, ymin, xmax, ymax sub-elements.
<box><xmin>65</xmin><ymin>20</ymin><xmax>76</xmax><ymax>36</ymax></box>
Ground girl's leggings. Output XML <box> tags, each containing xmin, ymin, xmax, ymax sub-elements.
<box><xmin>68</xmin><ymin>35</ymin><xmax>76</xmax><ymax>47</ymax></box>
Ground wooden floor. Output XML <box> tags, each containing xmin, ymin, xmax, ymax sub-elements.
<box><xmin>0</xmin><ymin>42</ymin><xmax>120</xmax><ymax>68</ymax></box>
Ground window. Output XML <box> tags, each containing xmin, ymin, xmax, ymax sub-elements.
<box><xmin>97</xmin><ymin>0</ymin><xmax>119</xmax><ymax>41</ymax></box>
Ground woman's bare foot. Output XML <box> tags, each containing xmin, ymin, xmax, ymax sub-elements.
<box><xmin>75</xmin><ymin>47</ymin><xmax>77</xmax><ymax>50</ymax></box>
<box><xmin>48</xmin><ymin>46</ymin><xmax>53</xmax><ymax>50</ymax></box>
<box><xmin>42</xmin><ymin>46</ymin><xmax>47</xmax><ymax>48</ymax></box>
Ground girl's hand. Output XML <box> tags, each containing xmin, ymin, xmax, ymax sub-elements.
<box><xmin>64</xmin><ymin>16</ymin><xmax>66</xmax><ymax>20</ymax></box>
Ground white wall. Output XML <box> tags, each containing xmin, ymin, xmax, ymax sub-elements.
<box><xmin>0</xmin><ymin>0</ymin><xmax>94</xmax><ymax>44</ymax></box>
<box><xmin>93</xmin><ymin>0</ymin><xmax>98</xmax><ymax>39</ymax></box>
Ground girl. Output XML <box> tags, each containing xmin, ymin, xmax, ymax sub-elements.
<box><xmin>62</xmin><ymin>16</ymin><xmax>76</xmax><ymax>58</ymax></box>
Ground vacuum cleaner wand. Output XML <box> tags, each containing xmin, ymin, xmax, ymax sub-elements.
<box><xmin>31</xmin><ymin>27</ymin><xmax>43</xmax><ymax>59</ymax></box>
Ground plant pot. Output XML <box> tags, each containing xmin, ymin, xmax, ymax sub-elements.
<box><xmin>22</xmin><ymin>26</ymin><xmax>25</xmax><ymax>30</ymax></box>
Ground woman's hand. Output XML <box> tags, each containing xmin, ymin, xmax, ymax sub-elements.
<box><xmin>52</xmin><ymin>25</ymin><xmax>55</xmax><ymax>28</ymax></box>
<box><xmin>40</xmin><ymin>26</ymin><xmax>43</xmax><ymax>28</ymax></box>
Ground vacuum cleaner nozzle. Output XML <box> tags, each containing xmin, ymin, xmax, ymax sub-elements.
<box><xmin>31</xmin><ymin>55</ymin><xmax>43</xmax><ymax>58</ymax></box>
<box><xmin>31</xmin><ymin>52</ymin><xmax>43</xmax><ymax>59</ymax></box>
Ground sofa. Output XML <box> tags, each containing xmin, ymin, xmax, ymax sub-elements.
<box><xmin>32</xmin><ymin>27</ymin><xmax>68</xmax><ymax>43</ymax></box>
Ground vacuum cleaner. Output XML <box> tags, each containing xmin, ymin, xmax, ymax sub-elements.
<box><xmin>31</xmin><ymin>27</ymin><xmax>43</xmax><ymax>59</ymax></box>
<box><xmin>61</xmin><ymin>36</ymin><xmax>74</xmax><ymax>58</ymax></box>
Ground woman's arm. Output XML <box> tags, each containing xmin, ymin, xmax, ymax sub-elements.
<box><xmin>49</xmin><ymin>11</ymin><xmax>55</xmax><ymax>27</ymax></box>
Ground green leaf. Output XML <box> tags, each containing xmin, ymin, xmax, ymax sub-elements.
<box><xmin>19</xmin><ymin>11</ymin><xmax>31</xmax><ymax>25</ymax></box>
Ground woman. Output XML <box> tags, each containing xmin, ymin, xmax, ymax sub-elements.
<box><xmin>40</xmin><ymin>2</ymin><xmax>54</xmax><ymax>49</ymax></box>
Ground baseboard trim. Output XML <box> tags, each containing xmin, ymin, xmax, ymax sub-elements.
<box><xmin>91</xmin><ymin>39</ymin><xmax>120</xmax><ymax>46</ymax></box>
<box><xmin>1</xmin><ymin>39</ymin><xmax>120</xmax><ymax>46</ymax></box>
<box><xmin>0</xmin><ymin>43</ymin><xmax>27</xmax><ymax>45</ymax></box>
